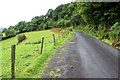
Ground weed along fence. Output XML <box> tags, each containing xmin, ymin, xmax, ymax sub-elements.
<box><xmin>8</xmin><ymin>29</ymin><xmax>72</xmax><ymax>78</ymax></box>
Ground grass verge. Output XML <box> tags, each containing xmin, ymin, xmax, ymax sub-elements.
<box><xmin>74</xmin><ymin>26</ymin><xmax>120</xmax><ymax>49</ymax></box>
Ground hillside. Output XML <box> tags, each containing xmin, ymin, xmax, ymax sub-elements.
<box><xmin>0</xmin><ymin>29</ymin><xmax>74</xmax><ymax>78</ymax></box>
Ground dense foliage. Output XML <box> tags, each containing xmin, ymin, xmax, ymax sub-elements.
<box><xmin>109</xmin><ymin>22</ymin><xmax>120</xmax><ymax>42</ymax></box>
<box><xmin>5</xmin><ymin>29</ymin><xmax>16</xmax><ymax>37</ymax></box>
<box><xmin>2</xmin><ymin>2</ymin><xmax>120</xmax><ymax>43</ymax></box>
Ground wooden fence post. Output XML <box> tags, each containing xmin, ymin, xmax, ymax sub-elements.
<box><xmin>40</xmin><ymin>37</ymin><xmax>44</xmax><ymax>54</ymax></box>
<box><xmin>11</xmin><ymin>45</ymin><xmax>16</xmax><ymax>79</ymax></box>
<box><xmin>53</xmin><ymin>34</ymin><xmax>56</xmax><ymax>46</ymax></box>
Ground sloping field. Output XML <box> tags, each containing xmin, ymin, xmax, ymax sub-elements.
<box><xmin>1</xmin><ymin>30</ymin><xmax>74</xmax><ymax>78</ymax></box>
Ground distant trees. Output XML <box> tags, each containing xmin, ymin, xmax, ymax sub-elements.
<box><xmin>5</xmin><ymin>29</ymin><xmax>16</xmax><ymax>37</ymax></box>
<box><xmin>2</xmin><ymin>2</ymin><xmax>120</xmax><ymax>40</ymax></box>
<box><xmin>2</xmin><ymin>28</ymin><xmax>7</xmax><ymax>33</ymax></box>
<box><xmin>6</xmin><ymin>2</ymin><xmax>120</xmax><ymax>32</ymax></box>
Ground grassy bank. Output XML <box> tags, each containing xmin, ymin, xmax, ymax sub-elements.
<box><xmin>1</xmin><ymin>30</ymin><xmax>74</xmax><ymax>78</ymax></box>
<box><xmin>74</xmin><ymin>26</ymin><xmax>120</xmax><ymax>49</ymax></box>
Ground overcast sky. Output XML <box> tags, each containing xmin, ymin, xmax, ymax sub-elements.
<box><xmin>0</xmin><ymin>0</ymin><xmax>72</xmax><ymax>28</ymax></box>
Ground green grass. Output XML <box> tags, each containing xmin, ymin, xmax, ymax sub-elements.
<box><xmin>74</xmin><ymin>26</ymin><xmax>120</xmax><ymax>49</ymax></box>
<box><xmin>0</xmin><ymin>30</ymin><xmax>74</xmax><ymax>78</ymax></box>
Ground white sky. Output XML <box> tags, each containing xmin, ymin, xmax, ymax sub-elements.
<box><xmin>0</xmin><ymin>0</ymin><xmax>72</xmax><ymax>28</ymax></box>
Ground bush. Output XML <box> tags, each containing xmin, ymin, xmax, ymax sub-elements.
<box><xmin>5</xmin><ymin>29</ymin><xmax>16</xmax><ymax>37</ymax></box>
<box><xmin>18</xmin><ymin>34</ymin><xmax>26</xmax><ymax>43</ymax></box>
<box><xmin>109</xmin><ymin>22</ymin><xmax>120</xmax><ymax>42</ymax></box>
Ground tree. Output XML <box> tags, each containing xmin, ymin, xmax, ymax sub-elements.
<box><xmin>14</xmin><ymin>21</ymin><xmax>27</xmax><ymax>32</ymax></box>
<box><xmin>4</xmin><ymin>2</ymin><xmax>120</xmax><ymax>37</ymax></box>
<box><xmin>5</xmin><ymin>29</ymin><xmax>16</xmax><ymax>37</ymax></box>
<box><xmin>2</xmin><ymin>28</ymin><xmax>7</xmax><ymax>33</ymax></box>
<box><xmin>45</xmin><ymin>9</ymin><xmax>53</xmax><ymax>19</ymax></box>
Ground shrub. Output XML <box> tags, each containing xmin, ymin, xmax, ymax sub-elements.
<box><xmin>109</xmin><ymin>22</ymin><xmax>120</xmax><ymax>42</ymax></box>
<box><xmin>18</xmin><ymin>34</ymin><xmax>26</xmax><ymax>43</ymax></box>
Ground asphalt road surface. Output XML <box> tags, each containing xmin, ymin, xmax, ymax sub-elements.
<box><xmin>43</xmin><ymin>31</ymin><xmax>119</xmax><ymax>78</ymax></box>
<box><xmin>74</xmin><ymin>31</ymin><xmax>118</xmax><ymax>78</ymax></box>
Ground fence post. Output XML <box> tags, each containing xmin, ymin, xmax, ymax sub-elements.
<box><xmin>40</xmin><ymin>37</ymin><xmax>44</xmax><ymax>54</ymax></box>
<box><xmin>11</xmin><ymin>45</ymin><xmax>16</xmax><ymax>79</ymax></box>
<box><xmin>53</xmin><ymin>34</ymin><xmax>56</xmax><ymax>46</ymax></box>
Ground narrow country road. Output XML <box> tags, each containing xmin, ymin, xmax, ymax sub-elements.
<box><xmin>43</xmin><ymin>31</ymin><xmax>119</xmax><ymax>78</ymax></box>
<box><xmin>74</xmin><ymin>31</ymin><xmax>118</xmax><ymax>78</ymax></box>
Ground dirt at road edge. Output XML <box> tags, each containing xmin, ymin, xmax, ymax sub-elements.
<box><xmin>42</xmin><ymin>36</ymin><xmax>84</xmax><ymax>78</ymax></box>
